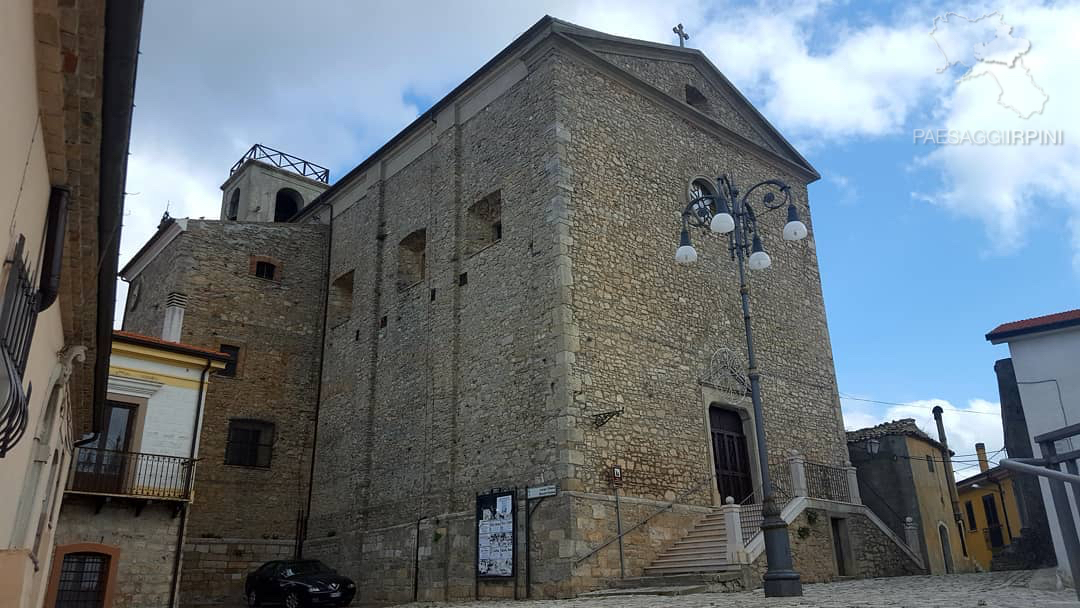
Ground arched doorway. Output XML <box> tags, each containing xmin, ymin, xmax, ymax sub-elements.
<box><xmin>274</xmin><ymin>188</ymin><xmax>302</xmax><ymax>222</ymax></box>
<box><xmin>938</xmin><ymin>523</ymin><xmax>954</xmax><ymax>573</ymax></box>
<box><xmin>709</xmin><ymin>406</ymin><xmax>753</xmax><ymax>502</ymax></box>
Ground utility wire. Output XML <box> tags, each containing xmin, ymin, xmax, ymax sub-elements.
<box><xmin>839</xmin><ymin>393</ymin><xmax>1001</xmax><ymax>416</ymax></box>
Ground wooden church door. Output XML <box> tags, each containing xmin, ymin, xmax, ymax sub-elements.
<box><xmin>710</xmin><ymin>406</ymin><xmax>753</xmax><ymax>502</ymax></box>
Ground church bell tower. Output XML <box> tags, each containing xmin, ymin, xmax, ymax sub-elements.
<box><xmin>220</xmin><ymin>144</ymin><xmax>330</xmax><ymax>222</ymax></box>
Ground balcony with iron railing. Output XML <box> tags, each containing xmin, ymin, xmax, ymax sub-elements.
<box><xmin>67</xmin><ymin>447</ymin><xmax>194</xmax><ymax>501</ymax></box>
<box><xmin>230</xmin><ymin>144</ymin><xmax>330</xmax><ymax>183</ymax></box>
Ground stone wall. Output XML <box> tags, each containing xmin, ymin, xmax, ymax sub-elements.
<box><xmin>122</xmin><ymin>220</ymin><xmax>326</xmax><ymax>540</ymax></box>
<box><xmin>747</xmin><ymin>507</ymin><xmax>925</xmax><ymax>587</ymax></box>
<box><xmin>53</xmin><ymin>496</ymin><xmax>182</xmax><ymax>608</ymax></box>
<box><xmin>306</xmin><ymin>29</ymin><xmax>848</xmax><ymax>601</ymax></box>
<box><xmin>121</xmin><ymin>220</ymin><xmax>327</xmax><ymax>605</ymax></box>
<box><xmin>180</xmin><ymin>537</ymin><xmax>294</xmax><ymax>607</ymax></box>
<box><xmin>306</xmin><ymin>45</ymin><xmax>566</xmax><ymax>600</ymax></box>
<box><xmin>567</xmin><ymin>492</ymin><xmax>710</xmax><ymax>594</ymax></box>
<box><xmin>556</xmin><ymin>48</ymin><xmax>846</xmax><ymax>503</ymax></box>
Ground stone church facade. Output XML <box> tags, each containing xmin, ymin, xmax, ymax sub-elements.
<box><xmin>121</xmin><ymin>17</ymin><xmax>923</xmax><ymax>606</ymax></box>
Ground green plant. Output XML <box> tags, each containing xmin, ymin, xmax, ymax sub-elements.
<box><xmin>797</xmin><ymin>526</ymin><xmax>811</xmax><ymax>539</ymax></box>
<box><xmin>806</xmin><ymin>510</ymin><xmax>819</xmax><ymax>525</ymax></box>
<box><xmin>432</xmin><ymin>530</ymin><xmax>444</xmax><ymax>543</ymax></box>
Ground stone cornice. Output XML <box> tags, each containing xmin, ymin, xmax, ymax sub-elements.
<box><xmin>119</xmin><ymin>217</ymin><xmax>187</xmax><ymax>281</ymax></box>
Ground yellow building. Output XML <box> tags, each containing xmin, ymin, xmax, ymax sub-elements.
<box><xmin>0</xmin><ymin>2</ymin><xmax>141</xmax><ymax>607</ymax></box>
<box><xmin>956</xmin><ymin>443</ymin><xmax>1024</xmax><ymax>571</ymax></box>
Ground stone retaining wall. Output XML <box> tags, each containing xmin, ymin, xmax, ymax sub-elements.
<box><xmin>179</xmin><ymin>537</ymin><xmax>294</xmax><ymax>607</ymax></box>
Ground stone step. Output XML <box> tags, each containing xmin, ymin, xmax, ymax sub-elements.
<box><xmin>691</xmin><ymin>521</ymin><xmax>727</xmax><ymax>532</ymax></box>
<box><xmin>609</xmin><ymin>572</ymin><xmax>742</xmax><ymax>589</ymax></box>
<box><xmin>643</xmin><ymin>562</ymin><xmax>739</xmax><ymax>575</ymax></box>
<box><xmin>659</xmin><ymin>548</ymin><xmax>727</xmax><ymax>560</ymax></box>
<box><xmin>647</xmin><ymin>554</ymin><xmax>732</xmax><ymax>568</ymax></box>
<box><xmin>578</xmin><ymin>585</ymin><xmax>709</xmax><ymax>597</ymax></box>
<box><xmin>682</xmin><ymin>530</ymin><xmax>727</xmax><ymax>542</ymax></box>
<box><xmin>669</xmin><ymin>539</ymin><xmax>728</xmax><ymax>551</ymax></box>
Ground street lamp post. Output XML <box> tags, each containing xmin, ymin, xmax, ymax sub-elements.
<box><xmin>675</xmin><ymin>174</ymin><xmax>808</xmax><ymax>597</ymax></box>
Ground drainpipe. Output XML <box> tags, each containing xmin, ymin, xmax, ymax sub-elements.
<box><xmin>168</xmin><ymin>360</ymin><xmax>211</xmax><ymax>608</ymax></box>
<box><xmin>301</xmin><ymin>212</ymin><xmax>333</xmax><ymax>559</ymax></box>
<box><xmin>932</xmin><ymin>406</ymin><xmax>968</xmax><ymax>556</ymax></box>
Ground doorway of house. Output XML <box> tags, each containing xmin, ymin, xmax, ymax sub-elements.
<box><xmin>710</xmin><ymin>406</ymin><xmax>753</xmax><ymax>502</ymax></box>
<box><xmin>73</xmin><ymin>401</ymin><xmax>136</xmax><ymax>493</ymax></box>
<box><xmin>831</xmin><ymin>518</ymin><xmax>849</xmax><ymax>576</ymax></box>
<box><xmin>938</xmin><ymin>524</ymin><xmax>955</xmax><ymax>573</ymax></box>
<box><xmin>983</xmin><ymin>494</ymin><xmax>1005</xmax><ymax>548</ymax></box>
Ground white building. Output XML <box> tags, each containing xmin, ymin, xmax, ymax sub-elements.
<box><xmin>47</xmin><ymin>331</ymin><xmax>226</xmax><ymax>607</ymax></box>
<box><xmin>987</xmin><ymin>309</ymin><xmax>1080</xmax><ymax>585</ymax></box>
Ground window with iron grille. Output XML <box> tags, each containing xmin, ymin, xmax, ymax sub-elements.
<box><xmin>56</xmin><ymin>552</ymin><xmax>109</xmax><ymax>607</ymax></box>
<box><xmin>225</xmin><ymin>419</ymin><xmax>274</xmax><ymax>467</ymax></box>
<box><xmin>254</xmin><ymin>261</ymin><xmax>277</xmax><ymax>281</ymax></box>
<box><xmin>0</xmin><ymin>235</ymin><xmax>38</xmax><ymax>457</ymax></box>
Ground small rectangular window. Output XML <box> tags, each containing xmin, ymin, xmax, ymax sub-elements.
<box><xmin>965</xmin><ymin>501</ymin><xmax>977</xmax><ymax>531</ymax></box>
<box><xmin>225</xmin><ymin>420</ymin><xmax>274</xmax><ymax>467</ymax></box>
<box><xmin>255</xmin><ymin>261</ymin><xmax>277</xmax><ymax>281</ymax></box>
<box><xmin>459</xmin><ymin>273</ymin><xmax>468</xmax><ymax>286</ymax></box>
<box><xmin>927</xmin><ymin>455</ymin><xmax>935</xmax><ymax>472</ymax></box>
<box><xmin>219</xmin><ymin>344</ymin><xmax>240</xmax><ymax>377</ymax></box>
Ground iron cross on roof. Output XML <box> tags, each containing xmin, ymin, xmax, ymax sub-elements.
<box><xmin>672</xmin><ymin>23</ymin><xmax>689</xmax><ymax>47</ymax></box>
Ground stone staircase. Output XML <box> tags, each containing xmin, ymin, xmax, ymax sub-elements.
<box><xmin>643</xmin><ymin>510</ymin><xmax>741</xmax><ymax>576</ymax></box>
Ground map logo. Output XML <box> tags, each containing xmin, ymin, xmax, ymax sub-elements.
<box><xmin>930</xmin><ymin>11</ymin><xmax>1048</xmax><ymax>119</ymax></box>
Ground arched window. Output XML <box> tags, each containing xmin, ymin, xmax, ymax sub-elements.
<box><xmin>398</xmin><ymin>229</ymin><xmax>427</xmax><ymax>288</ymax></box>
<box><xmin>465</xmin><ymin>191</ymin><xmax>503</xmax><ymax>256</ymax></box>
<box><xmin>689</xmin><ymin>178</ymin><xmax>718</xmax><ymax>215</ymax></box>
<box><xmin>226</xmin><ymin>189</ymin><xmax>240</xmax><ymax>220</ymax></box>
<box><xmin>46</xmin><ymin>544</ymin><xmax>120</xmax><ymax>608</ymax></box>
<box><xmin>274</xmin><ymin>188</ymin><xmax>302</xmax><ymax>222</ymax></box>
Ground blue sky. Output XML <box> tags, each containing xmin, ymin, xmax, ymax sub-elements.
<box><xmin>119</xmin><ymin>0</ymin><xmax>1080</xmax><ymax>474</ymax></box>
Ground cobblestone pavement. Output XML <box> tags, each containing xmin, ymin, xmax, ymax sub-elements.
<box><xmin>392</xmin><ymin>571</ymin><xmax>1079</xmax><ymax>608</ymax></box>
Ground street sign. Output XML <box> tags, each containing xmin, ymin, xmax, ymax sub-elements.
<box><xmin>527</xmin><ymin>485</ymin><xmax>557</xmax><ymax>499</ymax></box>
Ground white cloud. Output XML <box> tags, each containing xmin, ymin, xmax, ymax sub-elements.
<box><xmin>842</xmin><ymin>396</ymin><xmax>1005</xmax><ymax>477</ymax></box>
<box><xmin>916</xmin><ymin>2</ymin><xmax>1080</xmax><ymax>265</ymax></box>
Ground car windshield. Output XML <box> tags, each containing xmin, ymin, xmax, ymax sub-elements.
<box><xmin>279</xmin><ymin>561</ymin><xmax>332</xmax><ymax>577</ymax></box>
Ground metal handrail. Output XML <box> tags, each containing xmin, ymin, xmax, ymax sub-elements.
<box><xmin>1000</xmin><ymin>422</ymin><xmax>1080</xmax><ymax>601</ymax></box>
<box><xmin>69</xmin><ymin>447</ymin><xmax>194</xmax><ymax>500</ymax></box>
<box><xmin>805</xmin><ymin>461</ymin><xmax>850</xmax><ymax>502</ymax></box>
<box><xmin>230</xmin><ymin>144</ymin><xmax>329</xmax><ymax>183</ymax></box>
<box><xmin>574</xmin><ymin>472</ymin><xmax>716</xmax><ymax>565</ymax></box>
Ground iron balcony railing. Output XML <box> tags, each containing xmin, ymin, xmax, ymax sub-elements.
<box><xmin>68</xmin><ymin>447</ymin><xmax>194</xmax><ymax>500</ymax></box>
<box><xmin>230</xmin><ymin>144</ymin><xmax>330</xmax><ymax>183</ymax></box>
<box><xmin>0</xmin><ymin>235</ymin><xmax>39</xmax><ymax>457</ymax></box>
<box><xmin>805</xmin><ymin>461</ymin><xmax>851</xmax><ymax>503</ymax></box>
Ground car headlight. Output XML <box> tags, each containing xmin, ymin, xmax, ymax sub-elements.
<box><xmin>309</xmin><ymin>584</ymin><xmax>326</xmax><ymax>592</ymax></box>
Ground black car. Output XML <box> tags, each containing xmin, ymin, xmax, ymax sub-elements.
<box><xmin>245</xmin><ymin>560</ymin><xmax>356</xmax><ymax>607</ymax></box>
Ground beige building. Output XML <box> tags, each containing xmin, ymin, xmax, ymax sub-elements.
<box><xmin>0</xmin><ymin>1</ymin><xmax>141</xmax><ymax>607</ymax></box>
<box><xmin>848</xmin><ymin>419</ymin><xmax>976</xmax><ymax>575</ymax></box>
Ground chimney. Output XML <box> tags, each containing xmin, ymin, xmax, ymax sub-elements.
<box><xmin>162</xmin><ymin>292</ymin><xmax>188</xmax><ymax>342</ymax></box>
<box><xmin>932</xmin><ymin>406</ymin><xmax>963</xmax><ymax>521</ymax></box>
<box><xmin>976</xmin><ymin>442</ymin><xmax>989</xmax><ymax>472</ymax></box>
